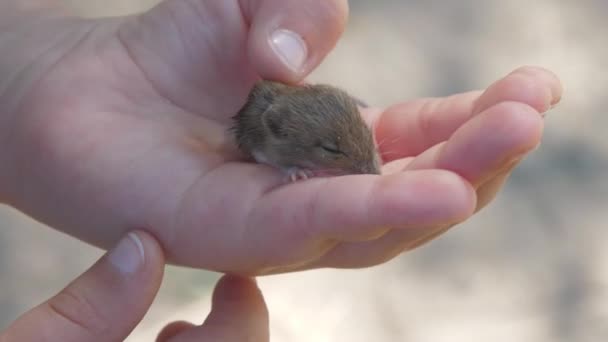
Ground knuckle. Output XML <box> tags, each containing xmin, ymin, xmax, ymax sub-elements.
<box><xmin>47</xmin><ymin>289</ymin><xmax>109</xmax><ymax>337</ymax></box>
<box><xmin>416</xmin><ymin>99</ymin><xmax>442</xmax><ymax>142</ymax></box>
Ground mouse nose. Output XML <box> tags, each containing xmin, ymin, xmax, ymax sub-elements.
<box><xmin>357</xmin><ymin>160</ymin><xmax>381</xmax><ymax>175</ymax></box>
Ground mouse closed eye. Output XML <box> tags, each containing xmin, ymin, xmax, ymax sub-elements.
<box><xmin>318</xmin><ymin>142</ymin><xmax>344</xmax><ymax>156</ymax></box>
<box><xmin>232</xmin><ymin>80</ymin><xmax>382</xmax><ymax>181</ymax></box>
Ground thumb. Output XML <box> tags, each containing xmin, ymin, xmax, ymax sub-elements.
<box><xmin>2</xmin><ymin>231</ymin><xmax>165</xmax><ymax>342</ymax></box>
<box><xmin>156</xmin><ymin>275</ymin><xmax>269</xmax><ymax>342</ymax></box>
<box><xmin>241</xmin><ymin>0</ymin><xmax>349</xmax><ymax>82</ymax></box>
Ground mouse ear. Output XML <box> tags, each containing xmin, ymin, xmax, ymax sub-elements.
<box><xmin>262</xmin><ymin>106</ymin><xmax>288</xmax><ymax>139</ymax></box>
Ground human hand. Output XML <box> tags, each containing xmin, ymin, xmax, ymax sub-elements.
<box><xmin>155</xmin><ymin>275</ymin><xmax>269</xmax><ymax>342</ymax></box>
<box><xmin>0</xmin><ymin>0</ymin><xmax>562</xmax><ymax>275</ymax></box>
<box><xmin>1</xmin><ymin>230</ymin><xmax>269</xmax><ymax>342</ymax></box>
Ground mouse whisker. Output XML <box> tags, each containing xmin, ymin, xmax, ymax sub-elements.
<box><xmin>376</xmin><ymin>136</ymin><xmax>405</xmax><ymax>150</ymax></box>
<box><xmin>380</xmin><ymin>151</ymin><xmax>403</xmax><ymax>156</ymax></box>
<box><xmin>379</xmin><ymin>149</ymin><xmax>413</xmax><ymax>162</ymax></box>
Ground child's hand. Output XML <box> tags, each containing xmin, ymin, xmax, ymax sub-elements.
<box><xmin>1</xmin><ymin>230</ymin><xmax>269</xmax><ymax>342</ymax></box>
<box><xmin>0</xmin><ymin>0</ymin><xmax>562</xmax><ymax>275</ymax></box>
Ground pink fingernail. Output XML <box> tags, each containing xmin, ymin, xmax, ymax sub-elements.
<box><xmin>108</xmin><ymin>232</ymin><xmax>145</xmax><ymax>275</ymax></box>
<box><xmin>269</xmin><ymin>29</ymin><xmax>307</xmax><ymax>73</ymax></box>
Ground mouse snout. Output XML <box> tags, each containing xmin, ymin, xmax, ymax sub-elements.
<box><xmin>356</xmin><ymin>159</ymin><xmax>382</xmax><ymax>175</ymax></box>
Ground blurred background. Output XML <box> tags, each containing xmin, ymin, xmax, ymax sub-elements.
<box><xmin>1</xmin><ymin>0</ymin><xmax>606</xmax><ymax>341</ymax></box>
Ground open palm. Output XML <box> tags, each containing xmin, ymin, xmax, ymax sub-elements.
<box><xmin>3</xmin><ymin>0</ymin><xmax>562</xmax><ymax>275</ymax></box>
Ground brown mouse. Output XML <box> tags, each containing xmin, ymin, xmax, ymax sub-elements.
<box><xmin>232</xmin><ymin>80</ymin><xmax>382</xmax><ymax>181</ymax></box>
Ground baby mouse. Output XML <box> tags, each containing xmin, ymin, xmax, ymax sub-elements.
<box><xmin>232</xmin><ymin>80</ymin><xmax>382</xmax><ymax>182</ymax></box>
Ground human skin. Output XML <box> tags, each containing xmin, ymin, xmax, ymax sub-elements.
<box><xmin>0</xmin><ymin>0</ymin><xmax>563</xmax><ymax>275</ymax></box>
<box><xmin>1</xmin><ymin>230</ymin><xmax>270</xmax><ymax>341</ymax></box>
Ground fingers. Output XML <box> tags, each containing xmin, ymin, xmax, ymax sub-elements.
<box><xmin>202</xmin><ymin>276</ymin><xmax>268</xmax><ymax>341</ymax></box>
<box><xmin>121</xmin><ymin>0</ymin><xmax>347</xmax><ymax>119</ymax></box>
<box><xmin>472</xmin><ymin>66</ymin><xmax>563</xmax><ymax>114</ymax></box>
<box><xmin>240</xmin><ymin>0</ymin><xmax>349</xmax><ymax>82</ymax></box>
<box><xmin>374</xmin><ymin>66</ymin><xmax>562</xmax><ymax>161</ymax></box>
<box><xmin>267</xmin><ymin>170</ymin><xmax>475</xmax><ymax>238</ymax></box>
<box><xmin>310</xmin><ymin>67</ymin><xmax>561</xmax><ymax>269</ymax></box>
<box><xmin>318</xmin><ymin>67</ymin><xmax>562</xmax><ymax>267</ymax></box>
<box><xmin>406</xmin><ymin>101</ymin><xmax>544</xmax><ymax>186</ymax></box>
<box><xmin>2</xmin><ymin>231</ymin><xmax>164</xmax><ymax>342</ymax></box>
<box><xmin>374</xmin><ymin>91</ymin><xmax>481</xmax><ymax>161</ymax></box>
<box><xmin>166</xmin><ymin>166</ymin><xmax>474</xmax><ymax>273</ymax></box>
<box><xmin>299</xmin><ymin>225</ymin><xmax>445</xmax><ymax>269</ymax></box>
<box><xmin>157</xmin><ymin>275</ymin><xmax>269</xmax><ymax>342</ymax></box>
<box><xmin>156</xmin><ymin>322</ymin><xmax>197</xmax><ymax>342</ymax></box>
<box><xmin>245</xmin><ymin>170</ymin><xmax>476</xmax><ymax>270</ymax></box>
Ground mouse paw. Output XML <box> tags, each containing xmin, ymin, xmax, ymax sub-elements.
<box><xmin>284</xmin><ymin>168</ymin><xmax>314</xmax><ymax>183</ymax></box>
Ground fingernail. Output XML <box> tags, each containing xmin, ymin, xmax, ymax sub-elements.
<box><xmin>269</xmin><ymin>29</ymin><xmax>307</xmax><ymax>73</ymax></box>
<box><xmin>543</xmin><ymin>101</ymin><xmax>560</xmax><ymax>118</ymax></box>
<box><xmin>108</xmin><ymin>232</ymin><xmax>145</xmax><ymax>275</ymax></box>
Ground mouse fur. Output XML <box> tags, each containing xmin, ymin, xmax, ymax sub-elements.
<box><xmin>232</xmin><ymin>80</ymin><xmax>381</xmax><ymax>180</ymax></box>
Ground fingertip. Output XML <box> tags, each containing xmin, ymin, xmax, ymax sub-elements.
<box><xmin>510</xmin><ymin>65</ymin><xmax>563</xmax><ymax>106</ymax></box>
<box><xmin>156</xmin><ymin>321</ymin><xmax>196</xmax><ymax>342</ymax></box>
<box><xmin>212</xmin><ymin>275</ymin><xmax>263</xmax><ymax>307</ymax></box>
<box><xmin>5</xmin><ymin>231</ymin><xmax>168</xmax><ymax>342</ymax></box>
<box><xmin>437</xmin><ymin>100</ymin><xmax>543</xmax><ymax>185</ymax></box>
<box><xmin>244</xmin><ymin>0</ymin><xmax>349</xmax><ymax>82</ymax></box>
<box><xmin>486</xmin><ymin>101</ymin><xmax>545</xmax><ymax>154</ymax></box>
<box><xmin>434</xmin><ymin>171</ymin><xmax>477</xmax><ymax>222</ymax></box>
<box><xmin>475</xmin><ymin>66</ymin><xmax>563</xmax><ymax>114</ymax></box>
<box><xmin>204</xmin><ymin>275</ymin><xmax>269</xmax><ymax>340</ymax></box>
<box><xmin>106</xmin><ymin>230</ymin><xmax>165</xmax><ymax>286</ymax></box>
<box><xmin>153</xmin><ymin>276</ymin><xmax>268</xmax><ymax>342</ymax></box>
<box><xmin>128</xmin><ymin>230</ymin><xmax>166</xmax><ymax>278</ymax></box>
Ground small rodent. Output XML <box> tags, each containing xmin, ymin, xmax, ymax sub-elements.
<box><xmin>232</xmin><ymin>80</ymin><xmax>382</xmax><ymax>181</ymax></box>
